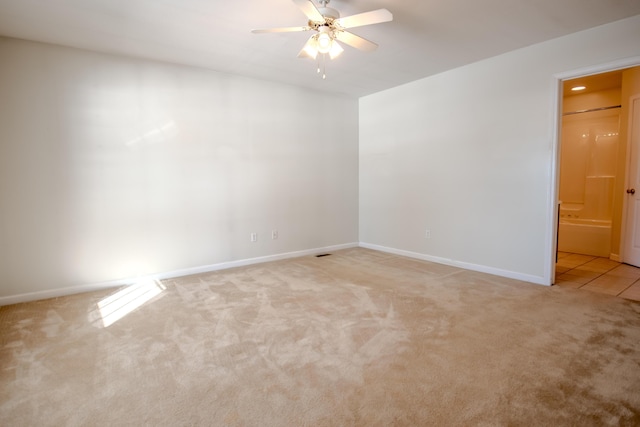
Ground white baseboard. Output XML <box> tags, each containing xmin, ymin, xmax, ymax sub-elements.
<box><xmin>359</xmin><ymin>242</ymin><xmax>548</xmax><ymax>286</ymax></box>
<box><xmin>0</xmin><ymin>242</ymin><xmax>359</xmax><ymax>306</ymax></box>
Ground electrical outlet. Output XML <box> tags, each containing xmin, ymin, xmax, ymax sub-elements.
<box><xmin>250</xmin><ymin>232</ymin><xmax>257</xmax><ymax>242</ymax></box>
<box><xmin>272</xmin><ymin>229</ymin><xmax>278</xmax><ymax>240</ymax></box>
<box><xmin>425</xmin><ymin>229</ymin><xmax>431</xmax><ymax>239</ymax></box>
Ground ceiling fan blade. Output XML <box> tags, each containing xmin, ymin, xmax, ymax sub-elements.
<box><xmin>335</xmin><ymin>9</ymin><xmax>393</xmax><ymax>29</ymax></box>
<box><xmin>252</xmin><ymin>26</ymin><xmax>310</xmax><ymax>34</ymax></box>
<box><xmin>335</xmin><ymin>31</ymin><xmax>378</xmax><ymax>52</ymax></box>
<box><xmin>292</xmin><ymin>0</ymin><xmax>324</xmax><ymax>22</ymax></box>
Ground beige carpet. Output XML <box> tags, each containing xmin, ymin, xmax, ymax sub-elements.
<box><xmin>1</xmin><ymin>248</ymin><xmax>640</xmax><ymax>426</ymax></box>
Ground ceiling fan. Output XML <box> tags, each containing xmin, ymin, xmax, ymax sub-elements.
<box><xmin>252</xmin><ymin>0</ymin><xmax>393</xmax><ymax>78</ymax></box>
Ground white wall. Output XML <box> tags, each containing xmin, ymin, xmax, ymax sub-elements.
<box><xmin>0</xmin><ymin>37</ymin><xmax>359</xmax><ymax>301</ymax></box>
<box><xmin>359</xmin><ymin>15</ymin><xmax>640</xmax><ymax>284</ymax></box>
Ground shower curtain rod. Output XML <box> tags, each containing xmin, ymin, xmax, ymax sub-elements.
<box><xmin>562</xmin><ymin>104</ymin><xmax>621</xmax><ymax>116</ymax></box>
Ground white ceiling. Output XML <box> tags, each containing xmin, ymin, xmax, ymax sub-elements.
<box><xmin>0</xmin><ymin>0</ymin><xmax>639</xmax><ymax>97</ymax></box>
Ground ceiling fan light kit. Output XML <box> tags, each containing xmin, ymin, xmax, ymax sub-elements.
<box><xmin>252</xmin><ymin>0</ymin><xmax>392</xmax><ymax>78</ymax></box>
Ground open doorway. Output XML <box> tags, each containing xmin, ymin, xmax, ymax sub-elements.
<box><xmin>553</xmin><ymin>65</ymin><xmax>640</xmax><ymax>294</ymax></box>
<box><xmin>558</xmin><ymin>70</ymin><xmax>623</xmax><ymax>259</ymax></box>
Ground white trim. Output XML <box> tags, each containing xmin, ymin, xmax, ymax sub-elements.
<box><xmin>359</xmin><ymin>242</ymin><xmax>547</xmax><ymax>285</ymax></box>
<box><xmin>545</xmin><ymin>76</ymin><xmax>564</xmax><ymax>286</ymax></box>
<box><xmin>0</xmin><ymin>242</ymin><xmax>359</xmax><ymax>306</ymax></box>
<box><xmin>554</xmin><ymin>56</ymin><xmax>640</xmax><ymax>81</ymax></box>
<box><xmin>620</xmin><ymin>94</ymin><xmax>640</xmax><ymax>264</ymax></box>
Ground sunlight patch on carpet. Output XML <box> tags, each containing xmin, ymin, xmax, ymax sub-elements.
<box><xmin>94</xmin><ymin>279</ymin><xmax>166</xmax><ymax>327</ymax></box>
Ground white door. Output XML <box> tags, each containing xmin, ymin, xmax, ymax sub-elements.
<box><xmin>623</xmin><ymin>96</ymin><xmax>640</xmax><ymax>267</ymax></box>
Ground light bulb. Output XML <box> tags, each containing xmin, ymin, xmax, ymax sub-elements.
<box><xmin>299</xmin><ymin>35</ymin><xmax>318</xmax><ymax>59</ymax></box>
<box><xmin>317</xmin><ymin>33</ymin><xmax>332</xmax><ymax>53</ymax></box>
<box><xmin>329</xmin><ymin>41</ymin><xmax>343</xmax><ymax>59</ymax></box>
<box><xmin>304</xmin><ymin>45</ymin><xmax>318</xmax><ymax>59</ymax></box>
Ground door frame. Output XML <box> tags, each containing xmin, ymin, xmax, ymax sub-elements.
<box><xmin>547</xmin><ymin>56</ymin><xmax>640</xmax><ymax>285</ymax></box>
<box><xmin>620</xmin><ymin>94</ymin><xmax>640</xmax><ymax>266</ymax></box>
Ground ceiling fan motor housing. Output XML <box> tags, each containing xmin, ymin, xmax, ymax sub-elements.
<box><xmin>318</xmin><ymin>7</ymin><xmax>340</xmax><ymax>20</ymax></box>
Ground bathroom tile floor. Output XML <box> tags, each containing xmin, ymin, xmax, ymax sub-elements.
<box><xmin>555</xmin><ymin>252</ymin><xmax>640</xmax><ymax>302</ymax></box>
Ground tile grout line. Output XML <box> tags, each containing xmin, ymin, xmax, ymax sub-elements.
<box><xmin>562</xmin><ymin>256</ymin><xmax>602</xmax><ymax>288</ymax></box>
<box><xmin>559</xmin><ymin>255</ymin><xmax>619</xmax><ymax>291</ymax></box>
<box><xmin>616</xmin><ymin>276</ymin><xmax>640</xmax><ymax>296</ymax></box>
<box><xmin>562</xmin><ymin>257</ymin><xmax>640</xmax><ymax>297</ymax></box>
<box><xmin>556</xmin><ymin>253</ymin><xmax>640</xmax><ymax>300</ymax></box>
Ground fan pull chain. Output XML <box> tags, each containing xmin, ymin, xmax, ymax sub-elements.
<box><xmin>315</xmin><ymin>54</ymin><xmax>328</xmax><ymax>79</ymax></box>
<box><xmin>322</xmin><ymin>54</ymin><xmax>326</xmax><ymax>79</ymax></box>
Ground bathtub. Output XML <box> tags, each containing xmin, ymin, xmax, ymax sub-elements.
<box><xmin>557</xmin><ymin>217</ymin><xmax>611</xmax><ymax>257</ymax></box>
